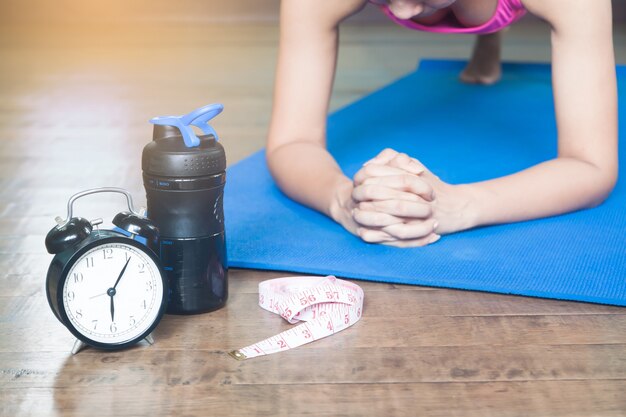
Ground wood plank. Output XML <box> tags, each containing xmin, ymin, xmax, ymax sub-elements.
<box><xmin>4</xmin><ymin>284</ymin><xmax>624</xmax><ymax>321</ymax></box>
<box><xmin>2</xmin><ymin>344</ymin><xmax>625</xmax><ymax>388</ymax></box>
<box><xmin>2</xmin><ymin>380</ymin><xmax>625</xmax><ymax>417</ymax></box>
<box><xmin>1</xmin><ymin>310</ymin><xmax>625</xmax><ymax>353</ymax></box>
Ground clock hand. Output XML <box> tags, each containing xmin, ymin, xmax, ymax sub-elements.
<box><xmin>110</xmin><ymin>294</ymin><xmax>115</xmax><ymax>322</ymax></box>
<box><xmin>105</xmin><ymin>257</ymin><xmax>131</xmax><ymax>323</ymax></box>
<box><xmin>89</xmin><ymin>292</ymin><xmax>108</xmax><ymax>299</ymax></box>
<box><xmin>112</xmin><ymin>257</ymin><xmax>132</xmax><ymax>290</ymax></box>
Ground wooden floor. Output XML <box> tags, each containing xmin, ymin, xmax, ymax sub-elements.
<box><xmin>1</xmin><ymin>20</ymin><xmax>626</xmax><ymax>417</ymax></box>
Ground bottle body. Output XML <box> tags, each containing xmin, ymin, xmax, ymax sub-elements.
<box><xmin>142</xmin><ymin>125</ymin><xmax>228</xmax><ymax>315</ymax></box>
<box><xmin>144</xmin><ymin>172</ymin><xmax>228</xmax><ymax>314</ymax></box>
<box><xmin>158</xmin><ymin>234</ymin><xmax>227</xmax><ymax>314</ymax></box>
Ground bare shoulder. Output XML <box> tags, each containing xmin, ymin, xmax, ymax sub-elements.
<box><xmin>520</xmin><ymin>0</ymin><xmax>612</xmax><ymax>30</ymax></box>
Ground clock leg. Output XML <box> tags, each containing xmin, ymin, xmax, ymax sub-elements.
<box><xmin>145</xmin><ymin>334</ymin><xmax>155</xmax><ymax>345</ymax></box>
<box><xmin>71</xmin><ymin>339</ymin><xmax>87</xmax><ymax>355</ymax></box>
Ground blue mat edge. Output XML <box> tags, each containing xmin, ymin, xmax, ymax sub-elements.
<box><xmin>230</xmin><ymin>260</ymin><xmax>625</xmax><ymax>307</ymax></box>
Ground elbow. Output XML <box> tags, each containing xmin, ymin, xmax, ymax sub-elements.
<box><xmin>265</xmin><ymin>135</ymin><xmax>284</xmax><ymax>180</ymax></box>
<box><xmin>265</xmin><ymin>145</ymin><xmax>282</xmax><ymax>184</ymax></box>
<box><xmin>264</xmin><ymin>138</ymin><xmax>299</xmax><ymax>188</ymax></box>
<box><xmin>560</xmin><ymin>150</ymin><xmax>618</xmax><ymax>208</ymax></box>
<box><xmin>602</xmin><ymin>167</ymin><xmax>618</xmax><ymax>197</ymax></box>
<box><xmin>585</xmin><ymin>165</ymin><xmax>618</xmax><ymax>208</ymax></box>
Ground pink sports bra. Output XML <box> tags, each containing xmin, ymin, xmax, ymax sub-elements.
<box><xmin>378</xmin><ymin>0</ymin><xmax>526</xmax><ymax>35</ymax></box>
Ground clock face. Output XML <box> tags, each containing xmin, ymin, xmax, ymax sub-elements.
<box><xmin>62</xmin><ymin>241</ymin><xmax>164</xmax><ymax>345</ymax></box>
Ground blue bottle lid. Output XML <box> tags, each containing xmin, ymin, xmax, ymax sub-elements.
<box><xmin>142</xmin><ymin>104</ymin><xmax>226</xmax><ymax>178</ymax></box>
<box><xmin>149</xmin><ymin>103</ymin><xmax>224</xmax><ymax>147</ymax></box>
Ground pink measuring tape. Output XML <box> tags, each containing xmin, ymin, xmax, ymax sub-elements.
<box><xmin>229</xmin><ymin>275</ymin><xmax>364</xmax><ymax>360</ymax></box>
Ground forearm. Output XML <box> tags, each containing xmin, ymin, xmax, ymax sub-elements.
<box><xmin>266</xmin><ymin>1</ymin><xmax>368</xmax><ymax>225</ymax></box>
<box><xmin>460</xmin><ymin>0</ymin><xmax>618</xmax><ymax>232</ymax></box>
<box><xmin>267</xmin><ymin>141</ymin><xmax>352</xmax><ymax>218</ymax></box>
<box><xmin>461</xmin><ymin>157</ymin><xmax>616</xmax><ymax>229</ymax></box>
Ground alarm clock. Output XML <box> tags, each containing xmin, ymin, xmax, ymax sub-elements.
<box><xmin>45</xmin><ymin>187</ymin><xmax>169</xmax><ymax>354</ymax></box>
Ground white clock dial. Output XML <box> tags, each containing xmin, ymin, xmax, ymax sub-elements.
<box><xmin>63</xmin><ymin>242</ymin><xmax>163</xmax><ymax>345</ymax></box>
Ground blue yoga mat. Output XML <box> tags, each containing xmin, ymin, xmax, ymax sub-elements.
<box><xmin>224</xmin><ymin>60</ymin><xmax>626</xmax><ymax>306</ymax></box>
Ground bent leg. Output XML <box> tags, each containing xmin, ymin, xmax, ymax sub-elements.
<box><xmin>460</xmin><ymin>30</ymin><xmax>502</xmax><ymax>85</ymax></box>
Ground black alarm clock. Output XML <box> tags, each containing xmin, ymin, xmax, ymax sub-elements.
<box><xmin>45</xmin><ymin>187</ymin><xmax>169</xmax><ymax>354</ymax></box>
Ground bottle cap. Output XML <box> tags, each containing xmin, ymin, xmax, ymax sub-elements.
<box><xmin>149</xmin><ymin>103</ymin><xmax>224</xmax><ymax>147</ymax></box>
<box><xmin>142</xmin><ymin>104</ymin><xmax>227</xmax><ymax>178</ymax></box>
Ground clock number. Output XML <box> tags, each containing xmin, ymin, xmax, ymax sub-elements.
<box><xmin>85</xmin><ymin>257</ymin><xmax>94</xmax><ymax>268</ymax></box>
<box><xmin>92</xmin><ymin>320</ymin><xmax>98</xmax><ymax>330</ymax></box>
<box><xmin>103</xmin><ymin>248</ymin><xmax>113</xmax><ymax>259</ymax></box>
<box><xmin>72</xmin><ymin>273</ymin><xmax>84</xmax><ymax>283</ymax></box>
<box><xmin>138</xmin><ymin>263</ymin><xmax>145</xmax><ymax>273</ymax></box>
<box><xmin>125</xmin><ymin>252</ymin><xmax>131</xmax><ymax>262</ymax></box>
<box><xmin>142</xmin><ymin>300</ymin><xmax>147</xmax><ymax>310</ymax></box>
<box><xmin>129</xmin><ymin>316</ymin><xmax>136</xmax><ymax>326</ymax></box>
<box><xmin>67</xmin><ymin>291</ymin><xmax>75</xmax><ymax>301</ymax></box>
<box><xmin>110</xmin><ymin>323</ymin><xmax>117</xmax><ymax>333</ymax></box>
<box><xmin>146</xmin><ymin>281</ymin><xmax>153</xmax><ymax>291</ymax></box>
<box><xmin>76</xmin><ymin>309</ymin><xmax>83</xmax><ymax>318</ymax></box>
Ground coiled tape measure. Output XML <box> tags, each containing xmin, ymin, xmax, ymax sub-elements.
<box><xmin>229</xmin><ymin>275</ymin><xmax>364</xmax><ymax>360</ymax></box>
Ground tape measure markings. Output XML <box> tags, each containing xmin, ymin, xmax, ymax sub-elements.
<box><xmin>229</xmin><ymin>275</ymin><xmax>364</xmax><ymax>360</ymax></box>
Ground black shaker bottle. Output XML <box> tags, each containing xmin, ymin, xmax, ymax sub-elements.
<box><xmin>141</xmin><ymin>104</ymin><xmax>227</xmax><ymax>314</ymax></box>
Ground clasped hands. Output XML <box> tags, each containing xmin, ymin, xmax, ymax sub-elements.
<box><xmin>348</xmin><ymin>148</ymin><xmax>459</xmax><ymax>248</ymax></box>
